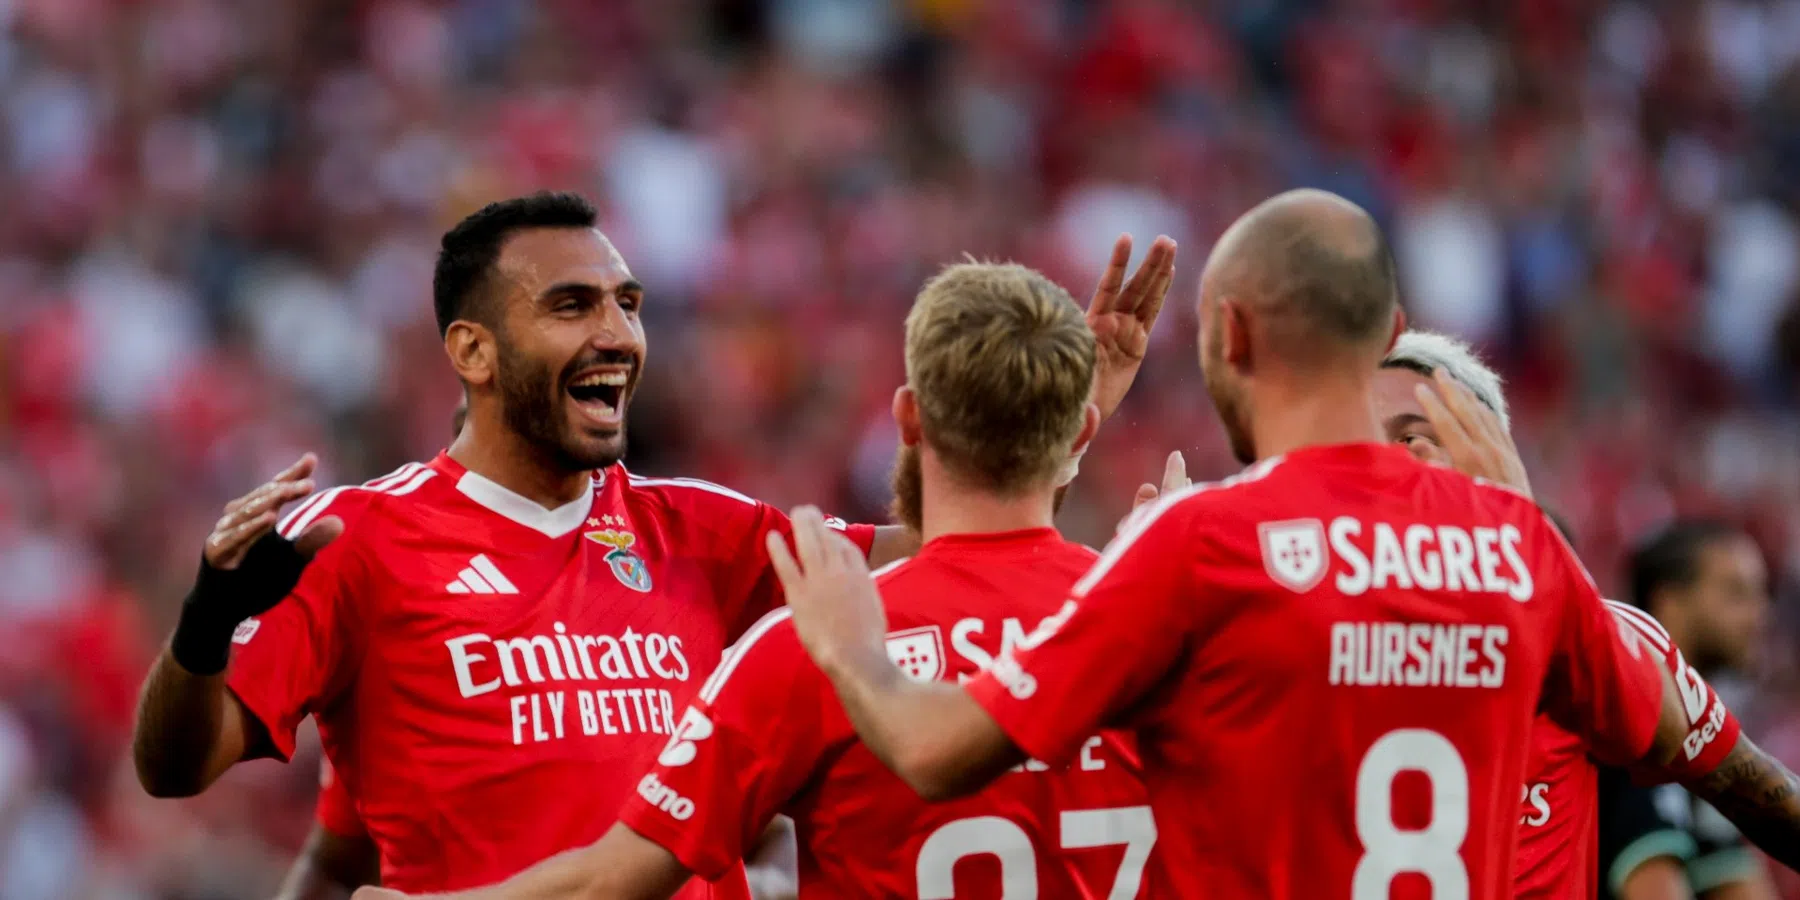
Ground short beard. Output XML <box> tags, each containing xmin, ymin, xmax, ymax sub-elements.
<box><xmin>495</xmin><ymin>333</ymin><xmax>625</xmax><ymax>473</ymax></box>
<box><xmin>889</xmin><ymin>442</ymin><xmax>923</xmax><ymax>534</ymax></box>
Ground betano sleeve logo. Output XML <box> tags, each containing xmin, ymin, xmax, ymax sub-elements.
<box><xmin>657</xmin><ymin>706</ymin><xmax>715</xmax><ymax>767</ymax></box>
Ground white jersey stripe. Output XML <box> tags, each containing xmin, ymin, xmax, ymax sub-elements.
<box><xmin>281</xmin><ymin>486</ymin><xmax>348</xmax><ymax>539</ymax></box>
<box><xmin>702</xmin><ymin>608</ymin><xmax>794</xmax><ymax>703</ymax></box>
<box><xmin>366</xmin><ymin>462</ymin><xmax>424</xmax><ymax>493</ymax></box>
<box><xmin>870</xmin><ymin>557</ymin><xmax>913</xmax><ymax>579</ymax></box>
<box><xmin>627</xmin><ymin>475</ymin><xmax>759</xmax><ymax>507</ymax></box>
<box><xmin>1606</xmin><ymin>602</ymin><xmax>1672</xmax><ymax>653</ymax></box>
<box><xmin>386</xmin><ymin>467</ymin><xmax>437</xmax><ymax>497</ymax></box>
<box><xmin>457</xmin><ymin>569</ymin><xmax>494</xmax><ymax>594</ymax></box>
<box><xmin>277</xmin><ymin>489</ymin><xmax>335</xmax><ymax>537</ymax></box>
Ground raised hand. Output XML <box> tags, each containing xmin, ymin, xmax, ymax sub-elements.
<box><xmin>173</xmin><ymin>454</ymin><xmax>345</xmax><ymax>675</ymax></box>
<box><xmin>767</xmin><ymin>507</ymin><xmax>888</xmax><ymax>675</ymax></box>
<box><xmin>1087</xmin><ymin>234</ymin><xmax>1177</xmax><ymax>421</ymax></box>
<box><xmin>205</xmin><ymin>454</ymin><xmax>318</xmax><ymax>569</ymax></box>
<box><xmin>1131</xmin><ymin>450</ymin><xmax>1190</xmax><ymax>511</ymax></box>
<box><xmin>1415</xmin><ymin>370</ymin><xmax>1532</xmax><ymax>498</ymax></box>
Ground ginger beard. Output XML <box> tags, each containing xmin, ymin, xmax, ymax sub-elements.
<box><xmin>890</xmin><ymin>442</ymin><xmax>923</xmax><ymax>534</ymax></box>
<box><xmin>495</xmin><ymin>326</ymin><xmax>638</xmax><ymax>473</ymax></box>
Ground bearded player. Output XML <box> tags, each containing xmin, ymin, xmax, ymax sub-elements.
<box><xmin>355</xmin><ymin>262</ymin><xmax>1157</xmax><ymax>900</ymax></box>
<box><xmin>764</xmin><ymin>188</ymin><xmax>1796</xmax><ymax>899</ymax></box>
<box><xmin>128</xmin><ymin>191</ymin><xmax>1179</xmax><ymax>894</ymax></box>
<box><xmin>1372</xmin><ymin>331</ymin><xmax>1800</xmax><ymax>898</ymax></box>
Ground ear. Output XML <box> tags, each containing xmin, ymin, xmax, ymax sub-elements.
<box><xmin>1385</xmin><ymin>306</ymin><xmax>1407</xmax><ymax>356</ymax></box>
<box><xmin>1221</xmin><ymin>298</ymin><xmax>1253</xmax><ymax>373</ymax></box>
<box><xmin>446</xmin><ymin>321</ymin><xmax>496</xmax><ymax>387</ymax></box>
<box><xmin>892</xmin><ymin>386</ymin><xmax>923</xmax><ymax>446</ymax></box>
<box><xmin>1070</xmin><ymin>401</ymin><xmax>1102</xmax><ymax>456</ymax></box>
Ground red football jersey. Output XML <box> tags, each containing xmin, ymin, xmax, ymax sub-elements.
<box><xmin>1512</xmin><ymin>600</ymin><xmax>1740</xmax><ymax>899</ymax></box>
<box><xmin>965</xmin><ymin>443</ymin><xmax>1674</xmax><ymax>900</ymax></box>
<box><xmin>619</xmin><ymin>529</ymin><xmax>1152</xmax><ymax>898</ymax></box>
<box><xmin>227</xmin><ymin>453</ymin><xmax>872</xmax><ymax>894</ymax></box>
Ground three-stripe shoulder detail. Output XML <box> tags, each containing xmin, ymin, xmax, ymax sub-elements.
<box><xmin>277</xmin><ymin>462</ymin><xmax>438</xmax><ymax>539</ymax></box>
<box><xmin>625</xmin><ymin>473</ymin><xmax>759</xmax><ymax>507</ymax></box>
<box><xmin>1604</xmin><ymin>599</ymin><xmax>1673</xmax><ymax>655</ymax></box>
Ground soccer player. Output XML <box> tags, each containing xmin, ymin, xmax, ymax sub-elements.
<box><xmin>1375</xmin><ymin>333</ymin><xmax>1724</xmax><ymax>898</ymax></box>
<box><xmin>128</xmin><ymin>192</ymin><xmax>1176</xmax><ymax>895</ymax></box>
<box><xmin>351</xmin><ymin>261</ymin><xmax>1157</xmax><ymax>900</ymax></box>
<box><xmin>764</xmin><ymin>188</ymin><xmax>1770</xmax><ymax>899</ymax></box>
<box><xmin>1596</xmin><ymin>522</ymin><xmax>1777</xmax><ymax>900</ymax></box>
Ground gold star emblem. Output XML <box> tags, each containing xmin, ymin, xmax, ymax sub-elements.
<box><xmin>587</xmin><ymin>518</ymin><xmax>601</xmax><ymax>527</ymax></box>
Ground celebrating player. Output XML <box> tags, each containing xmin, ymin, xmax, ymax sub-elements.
<box><xmin>1368</xmin><ymin>331</ymin><xmax>1800</xmax><ymax>900</ymax></box>
<box><xmin>351</xmin><ymin>261</ymin><xmax>1159</xmax><ymax>900</ymax></box>
<box><xmin>128</xmin><ymin>192</ymin><xmax>1176</xmax><ymax>895</ymax></box>
<box><xmin>765</xmin><ymin>188</ymin><xmax>1761</xmax><ymax>898</ymax></box>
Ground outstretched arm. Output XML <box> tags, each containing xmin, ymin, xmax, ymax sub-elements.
<box><xmin>353</xmin><ymin>824</ymin><xmax>689</xmax><ymax>900</ymax></box>
<box><xmin>769</xmin><ymin>509</ymin><xmax>1024</xmax><ymax>799</ymax></box>
<box><xmin>1685</xmin><ymin>735</ymin><xmax>1800</xmax><ymax>874</ymax></box>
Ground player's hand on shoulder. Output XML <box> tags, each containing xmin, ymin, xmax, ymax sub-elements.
<box><xmin>1087</xmin><ymin>233</ymin><xmax>1177</xmax><ymax>421</ymax></box>
<box><xmin>1414</xmin><ymin>369</ymin><xmax>1533</xmax><ymax>498</ymax></box>
<box><xmin>197</xmin><ymin>454</ymin><xmax>344</xmax><ymax>615</ymax></box>
<box><xmin>766</xmin><ymin>506</ymin><xmax>888</xmax><ymax>675</ymax></box>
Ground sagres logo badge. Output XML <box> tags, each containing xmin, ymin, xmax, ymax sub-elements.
<box><xmin>1259</xmin><ymin>518</ymin><xmax>1329</xmax><ymax>593</ymax></box>
<box><xmin>885</xmin><ymin>625</ymin><xmax>945</xmax><ymax>683</ymax></box>
<box><xmin>586</xmin><ymin>529</ymin><xmax>653</xmax><ymax>593</ymax></box>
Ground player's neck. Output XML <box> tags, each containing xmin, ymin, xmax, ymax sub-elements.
<box><xmin>1248</xmin><ymin>371</ymin><xmax>1385</xmax><ymax>462</ymax></box>
<box><xmin>448</xmin><ymin>416</ymin><xmax>593</xmax><ymax>510</ymax></box>
<box><xmin>919</xmin><ymin>454</ymin><xmax>1054</xmax><ymax>544</ymax></box>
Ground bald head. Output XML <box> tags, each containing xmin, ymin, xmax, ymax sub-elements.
<box><xmin>1201</xmin><ymin>189</ymin><xmax>1398</xmax><ymax>357</ymax></box>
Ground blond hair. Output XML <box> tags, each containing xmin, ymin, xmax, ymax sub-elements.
<box><xmin>1381</xmin><ymin>330</ymin><xmax>1510</xmax><ymax>432</ymax></box>
<box><xmin>904</xmin><ymin>262</ymin><xmax>1096</xmax><ymax>492</ymax></box>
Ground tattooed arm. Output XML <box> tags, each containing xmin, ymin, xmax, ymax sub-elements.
<box><xmin>1686</xmin><ymin>735</ymin><xmax>1800</xmax><ymax>873</ymax></box>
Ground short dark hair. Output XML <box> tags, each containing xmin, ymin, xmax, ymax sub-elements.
<box><xmin>1627</xmin><ymin>520</ymin><xmax>1744</xmax><ymax>610</ymax></box>
<box><xmin>432</xmin><ymin>191</ymin><xmax>598</xmax><ymax>336</ymax></box>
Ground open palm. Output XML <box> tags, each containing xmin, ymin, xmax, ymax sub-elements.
<box><xmin>1087</xmin><ymin>233</ymin><xmax>1178</xmax><ymax>421</ymax></box>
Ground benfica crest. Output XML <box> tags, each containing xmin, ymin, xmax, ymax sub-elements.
<box><xmin>586</xmin><ymin>529</ymin><xmax>653</xmax><ymax>593</ymax></box>
<box><xmin>1258</xmin><ymin>518</ymin><xmax>1329</xmax><ymax>593</ymax></box>
<box><xmin>884</xmin><ymin>626</ymin><xmax>945</xmax><ymax>683</ymax></box>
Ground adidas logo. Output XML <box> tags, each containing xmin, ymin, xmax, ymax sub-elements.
<box><xmin>447</xmin><ymin>555</ymin><xmax>519</xmax><ymax>595</ymax></box>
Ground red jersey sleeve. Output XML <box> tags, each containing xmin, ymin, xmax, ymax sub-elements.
<box><xmin>618</xmin><ymin>610</ymin><xmax>840</xmax><ymax>881</ymax></box>
<box><xmin>225</xmin><ymin>488</ymin><xmax>372</xmax><ymax>760</ymax></box>
<box><xmin>723</xmin><ymin>502</ymin><xmax>875</xmax><ymax>642</ymax></box>
<box><xmin>1538</xmin><ymin>519</ymin><xmax>1666</xmax><ymax>768</ymax></box>
<box><xmin>315</xmin><ymin>758</ymin><xmax>366</xmax><ymax>838</ymax></box>
<box><xmin>1605</xmin><ymin>601</ymin><xmax>1742</xmax><ymax>780</ymax></box>
<box><xmin>965</xmin><ymin>494</ymin><xmax>1202</xmax><ymax>767</ymax></box>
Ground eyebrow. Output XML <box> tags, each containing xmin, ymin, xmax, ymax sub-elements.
<box><xmin>540</xmin><ymin>279</ymin><xmax>646</xmax><ymax>299</ymax></box>
<box><xmin>1384</xmin><ymin>413</ymin><xmax>1429</xmax><ymax>430</ymax></box>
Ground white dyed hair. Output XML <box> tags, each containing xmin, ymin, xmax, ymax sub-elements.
<box><xmin>1380</xmin><ymin>330</ymin><xmax>1511</xmax><ymax>433</ymax></box>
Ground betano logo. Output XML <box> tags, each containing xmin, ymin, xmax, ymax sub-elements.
<box><xmin>637</xmin><ymin>772</ymin><xmax>696</xmax><ymax>821</ymax></box>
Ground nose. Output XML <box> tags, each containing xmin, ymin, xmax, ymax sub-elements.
<box><xmin>588</xmin><ymin>295</ymin><xmax>638</xmax><ymax>349</ymax></box>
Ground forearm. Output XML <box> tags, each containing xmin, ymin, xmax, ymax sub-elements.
<box><xmin>818</xmin><ymin>644</ymin><xmax>1022</xmax><ymax>800</ymax></box>
<box><xmin>417</xmin><ymin>827</ymin><xmax>688</xmax><ymax>900</ymax></box>
<box><xmin>1685</xmin><ymin>735</ymin><xmax>1800</xmax><ymax>873</ymax></box>
<box><xmin>131</xmin><ymin>647</ymin><xmax>243</xmax><ymax>797</ymax></box>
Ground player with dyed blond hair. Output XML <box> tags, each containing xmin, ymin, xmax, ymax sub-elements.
<box><xmin>762</xmin><ymin>189</ymin><xmax>1800</xmax><ymax>899</ymax></box>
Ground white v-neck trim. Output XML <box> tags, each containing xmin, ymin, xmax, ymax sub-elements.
<box><xmin>455</xmin><ymin>470</ymin><xmax>591</xmax><ymax>538</ymax></box>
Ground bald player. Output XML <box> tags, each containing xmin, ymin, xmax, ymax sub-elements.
<box><xmin>769</xmin><ymin>189</ymin><xmax>1751</xmax><ymax>899</ymax></box>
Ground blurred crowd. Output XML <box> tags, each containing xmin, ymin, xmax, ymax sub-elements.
<box><xmin>2</xmin><ymin>0</ymin><xmax>1800</xmax><ymax>896</ymax></box>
